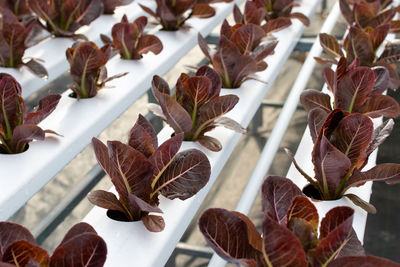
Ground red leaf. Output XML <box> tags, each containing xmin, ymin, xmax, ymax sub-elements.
<box><xmin>300</xmin><ymin>89</ymin><xmax>332</xmax><ymax>112</ymax></box>
<box><xmin>59</xmin><ymin>222</ymin><xmax>97</xmax><ymax>246</ymax></box>
<box><xmin>108</xmin><ymin>140</ymin><xmax>153</xmax><ymax>201</ymax></box>
<box><xmin>319</xmin><ymin>33</ymin><xmax>343</xmax><ymax>59</ymax></box>
<box><xmin>308</xmin><ymin>207</ymin><xmax>354</xmax><ymax>266</ymax></box>
<box><xmin>137</xmin><ymin>34</ymin><xmax>163</xmax><ymax>56</ymax></box>
<box><xmin>191</xmin><ymin>3</ymin><xmax>215</xmax><ymax>18</ymax></box>
<box><xmin>336</xmin><ymin>66</ymin><xmax>375</xmax><ymax>112</ymax></box>
<box><xmin>150</xmin><ymin>133</ymin><xmax>183</xmax><ymax>184</ymax></box>
<box><xmin>0</xmin><ymin>222</ymin><xmax>36</xmax><ymax>258</ymax></box>
<box><xmin>360</xmin><ymin>94</ymin><xmax>400</xmax><ymax>118</ymax></box>
<box><xmin>199</xmin><ymin>208</ymin><xmax>261</xmax><ymax>266</ymax></box>
<box><xmin>50</xmin><ymin>233</ymin><xmax>107</xmax><ymax>267</ymax></box>
<box><xmin>87</xmin><ymin>190</ymin><xmax>126</xmax><ymax>213</ymax></box>
<box><xmin>25</xmin><ymin>94</ymin><xmax>61</xmax><ymax>125</ymax></box>
<box><xmin>287</xmin><ymin>196</ymin><xmax>319</xmax><ymax>230</ymax></box>
<box><xmin>142</xmin><ymin>215</ymin><xmax>165</xmax><ymax>232</ymax></box>
<box><xmin>312</xmin><ymin>136</ymin><xmax>351</xmax><ymax>197</ymax></box>
<box><xmin>155</xmin><ymin>149</ymin><xmax>210</xmax><ymax>200</ymax></box>
<box><xmin>262</xmin><ymin>215</ymin><xmax>307</xmax><ymax>267</ymax></box>
<box><xmin>3</xmin><ymin>240</ymin><xmax>49</xmax><ymax>266</ymax></box>
<box><xmin>261</xmin><ymin>176</ymin><xmax>302</xmax><ymax>225</ymax></box>
<box><xmin>128</xmin><ymin>115</ymin><xmax>158</xmax><ymax>157</ymax></box>
<box><xmin>330</xmin><ymin>114</ymin><xmax>373</xmax><ymax>168</ymax></box>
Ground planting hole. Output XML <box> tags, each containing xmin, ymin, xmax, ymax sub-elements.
<box><xmin>302</xmin><ymin>184</ymin><xmax>323</xmax><ymax>200</ymax></box>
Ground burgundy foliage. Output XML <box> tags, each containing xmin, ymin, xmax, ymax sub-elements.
<box><xmin>139</xmin><ymin>0</ymin><xmax>216</xmax><ymax>31</ymax></box>
<box><xmin>101</xmin><ymin>15</ymin><xmax>163</xmax><ymax>60</ymax></box>
<box><xmin>27</xmin><ymin>0</ymin><xmax>104</xmax><ymax>37</ymax></box>
<box><xmin>339</xmin><ymin>0</ymin><xmax>400</xmax><ymax>32</ymax></box>
<box><xmin>316</xmin><ymin>24</ymin><xmax>400</xmax><ymax>89</ymax></box>
<box><xmin>0</xmin><ymin>73</ymin><xmax>60</xmax><ymax>154</ymax></box>
<box><xmin>101</xmin><ymin>0</ymin><xmax>133</xmax><ymax>14</ymax></box>
<box><xmin>301</xmin><ymin>57</ymin><xmax>400</xmax><ymax>118</ymax></box>
<box><xmin>0</xmin><ymin>0</ymin><xmax>30</xmax><ymax>16</ymax></box>
<box><xmin>252</xmin><ymin>0</ymin><xmax>310</xmax><ymax>33</ymax></box>
<box><xmin>149</xmin><ymin>65</ymin><xmax>245</xmax><ymax>151</ymax></box>
<box><xmin>288</xmin><ymin>109</ymin><xmax>400</xmax><ymax>212</ymax></box>
<box><xmin>198</xmin><ymin>20</ymin><xmax>277</xmax><ymax>88</ymax></box>
<box><xmin>88</xmin><ymin>114</ymin><xmax>211</xmax><ymax>232</ymax></box>
<box><xmin>0</xmin><ymin>222</ymin><xmax>107</xmax><ymax>266</ymax></box>
<box><xmin>66</xmin><ymin>41</ymin><xmax>127</xmax><ymax>98</ymax></box>
<box><xmin>0</xmin><ymin>8</ymin><xmax>47</xmax><ymax>78</ymax></box>
<box><xmin>198</xmin><ymin>176</ymin><xmax>399</xmax><ymax>266</ymax></box>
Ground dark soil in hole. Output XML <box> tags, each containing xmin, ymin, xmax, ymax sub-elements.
<box><xmin>107</xmin><ymin>210</ymin><xmax>137</xmax><ymax>222</ymax></box>
<box><xmin>0</xmin><ymin>144</ymin><xmax>29</xmax><ymax>154</ymax></box>
<box><xmin>69</xmin><ymin>92</ymin><xmax>78</xmax><ymax>98</ymax></box>
<box><xmin>303</xmin><ymin>184</ymin><xmax>323</xmax><ymax>200</ymax></box>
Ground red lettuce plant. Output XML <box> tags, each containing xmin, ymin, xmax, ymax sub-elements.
<box><xmin>0</xmin><ymin>8</ymin><xmax>47</xmax><ymax>78</ymax></box>
<box><xmin>88</xmin><ymin>114</ymin><xmax>211</xmax><ymax>232</ymax></box>
<box><xmin>233</xmin><ymin>2</ymin><xmax>265</xmax><ymax>27</ymax></box>
<box><xmin>287</xmin><ymin>109</ymin><xmax>400</xmax><ymax>213</ymax></box>
<box><xmin>27</xmin><ymin>0</ymin><xmax>103</xmax><ymax>37</ymax></box>
<box><xmin>149</xmin><ymin>66</ymin><xmax>245</xmax><ymax>151</ymax></box>
<box><xmin>100</xmin><ymin>15</ymin><xmax>163</xmax><ymax>60</ymax></box>
<box><xmin>301</xmin><ymin>57</ymin><xmax>400</xmax><ymax>119</ymax></box>
<box><xmin>0</xmin><ymin>0</ymin><xmax>31</xmax><ymax>16</ymax></box>
<box><xmin>198</xmin><ymin>20</ymin><xmax>278</xmax><ymax>88</ymax></box>
<box><xmin>199</xmin><ymin>176</ymin><xmax>400</xmax><ymax>266</ymax></box>
<box><xmin>252</xmin><ymin>0</ymin><xmax>310</xmax><ymax>32</ymax></box>
<box><xmin>233</xmin><ymin>0</ymin><xmax>306</xmax><ymax>34</ymax></box>
<box><xmin>339</xmin><ymin>0</ymin><xmax>400</xmax><ymax>32</ymax></box>
<box><xmin>139</xmin><ymin>0</ymin><xmax>216</xmax><ymax>31</ymax></box>
<box><xmin>0</xmin><ymin>73</ymin><xmax>60</xmax><ymax>154</ymax></box>
<box><xmin>316</xmin><ymin>24</ymin><xmax>400</xmax><ymax>89</ymax></box>
<box><xmin>101</xmin><ymin>0</ymin><xmax>133</xmax><ymax>14</ymax></box>
<box><xmin>0</xmin><ymin>221</ymin><xmax>107</xmax><ymax>266</ymax></box>
<box><xmin>66</xmin><ymin>41</ymin><xmax>127</xmax><ymax>99</ymax></box>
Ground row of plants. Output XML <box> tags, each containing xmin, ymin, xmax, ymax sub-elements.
<box><xmin>2</xmin><ymin>0</ymin><xmax>399</xmax><ymax>266</ymax></box>
<box><xmin>197</xmin><ymin>0</ymin><xmax>400</xmax><ymax>265</ymax></box>
<box><xmin>0</xmin><ymin>0</ymin><xmax>318</xmax><ymax>265</ymax></box>
<box><xmin>0</xmin><ymin>0</ymin><xmax>311</xmax><ymax>152</ymax></box>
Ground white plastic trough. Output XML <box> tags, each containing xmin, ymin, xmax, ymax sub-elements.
<box><xmin>83</xmin><ymin>0</ymin><xmax>321</xmax><ymax>265</ymax></box>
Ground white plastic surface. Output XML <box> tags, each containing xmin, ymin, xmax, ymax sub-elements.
<box><xmin>0</xmin><ymin>1</ymin><xmax>152</xmax><ymax>98</ymax></box>
<box><xmin>83</xmin><ymin>0</ymin><xmax>321</xmax><ymax>266</ymax></box>
<box><xmin>0</xmin><ymin>0</ymin><xmax>245</xmax><ymax>221</ymax></box>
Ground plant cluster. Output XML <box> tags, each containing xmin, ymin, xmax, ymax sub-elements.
<box><xmin>199</xmin><ymin>176</ymin><xmax>399</xmax><ymax>266</ymax></box>
<box><xmin>0</xmin><ymin>73</ymin><xmax>60</xmax><ymax>154</ymax></box>
<box><xmin>339</xmin><ymin>0</ymin><xmax>400</xmax><ymax>32</ymax></box>
<box><xmin>0</xmin><ymin>8</ymin><xmax>47</xmax><ymax>78</ymax></box>
<box><xmin>139</xmin><ymin>0</ymin><xmax>217</xmax><ymax>31</ymax></box>
<box><xmin>301</xmin><ymin>57</ymin><xmax>400</xmax><ymax>119</ymax></box>
<box><xmin>316</xmin><ymin>1</ymin><xmax>400</xmax><ymax>89</ymax></box>
<box><xmin>198</xmin><ymin>20</ymin><xmax>278</xmax><ymax>88</ymax></box>
<box><xmin>88</xmin><ymin>115</ymin><xmax>211</xmax><ymax>232</ymax></box>
<box><xmin>287</xmin><ymin>108</ymin><xmax>400</xmax><ymax>213</ymax></box>
<box><xmin>101</xmin><ymin>15</ymin><xmax>163</xmax><ymax>60</ymax></box>
<box><xmin>291</xmin><ymin>0</ymin><xmax>400</xmax><ymax>211</ymax></box>
<box><xmin>101</xmin><ymin>0</ymin><xmax>133</xmax><ymax>14</ymax></box>
<box><xmin>0</xmin><ymin>221</ymin><xmax>107</xmax><ymax>266</ymax></box>
<box><xmin>27</xmin><ymin>0</ymin><xmax>104</xmax><ymax>37</ymax></box>
<box><xmin>233</xmin><ymin>0</ymin><xmax>310</xmax><ymax>34</ymax></box>
<box><xmin>149</xmin><ymin>65</ymin><xmax>245</xmax><ymax>151</ymax></box>
<box><xmin>66</xmin><ymin>41</ymin><xmax>127</xmax><ymax>99</ymax></box>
